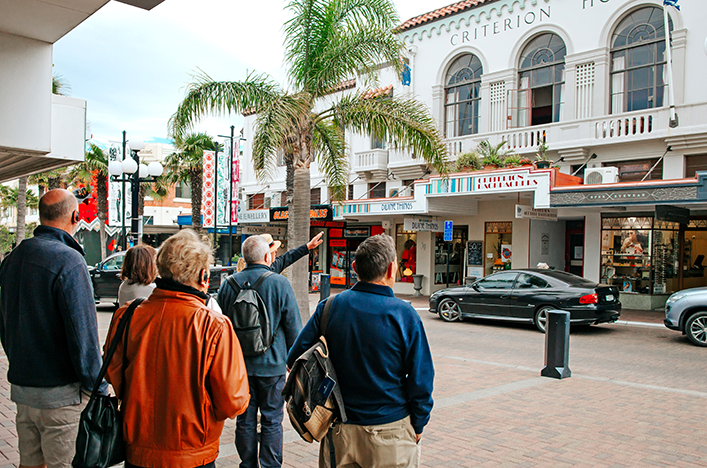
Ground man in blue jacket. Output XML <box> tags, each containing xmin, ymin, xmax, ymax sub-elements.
<box><xmin>287</xmin><ymin>234</ymin><xmax>434</xmax><ymax>468</ymax></box>
<box><xmin>0</xmin><ymin>189</ymin><xmax>106</xmax><ymax>467</ymax></box>
<box><xmin>218</xmin><ymin>235</ymin><xmax>302</xmax><ymax>468</ymax></box>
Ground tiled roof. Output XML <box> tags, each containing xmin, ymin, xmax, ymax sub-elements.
<box><xmin>362</xmin><ymin>84</ymin><xmax>393</xmax><ymax>100</ymax></box>
<box><xmin>397</xmin><ymin>0</ymin><xmax>499</xmax><ymax>32</ymax></box>
<box><xmin>325</xmin><ymin>79</ymin><xmax>357</xmax><ymax>95</ymax></box>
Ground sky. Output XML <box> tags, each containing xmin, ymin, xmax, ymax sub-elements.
<box><xmin>53</xmin><ymin>0</ymin><xmax>454</xmax><ymax>148</ymax></box>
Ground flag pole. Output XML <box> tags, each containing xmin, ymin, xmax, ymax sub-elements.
<box><xmin>663</xmin><ymin>2</ymin><xmax>679</xmax><ymax>128</ymax></box>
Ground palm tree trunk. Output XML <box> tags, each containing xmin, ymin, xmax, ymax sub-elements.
<box><xmin>97</xmin><ymin>174</ymin><xmax>108</xmax><ymax>261</ymax></box>
<box><xmin>15</xmin><ymin>177</ymin><xmax>27</xmax><ymax>244</ymax></box>
<box><xmin>292</xmin><ymin>165</ymin><xmax>311</xmax><ymax>323</ymax></box>
<box><xmin>190</xmin><ymin>169</ymin><xmax>203</xmax><ymax>231</ymax></box>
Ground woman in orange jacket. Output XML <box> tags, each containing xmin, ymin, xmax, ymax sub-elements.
<box><xmin>104</xmin><ymin>230</ymin><xmax>250</xmax><ymax>468</ymax></box>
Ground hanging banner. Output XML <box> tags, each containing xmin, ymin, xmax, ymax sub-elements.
<box><xmin>107</xmin><ymin>140</ymin><xmax>132</xmax><ymax>227</ymax></box>
<box><xmin>216</xmin><ymin>147</ymin><xmax>230</xmax><ymax>227</ymax></box>
<box><xmin>232</xmin><ymin>139</ymin><xmax>240</xmax><ymax>223</ymax></box>
<box><xmin>202</xmin><ymin>150</ymin><xmax>216</xmax><ymax>228</ymax></box>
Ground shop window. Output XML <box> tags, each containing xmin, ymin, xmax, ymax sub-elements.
<box><xmin>609</xmin><ymin>158</ymin><xmax>662</xmax><ymax>182</ymax></box>
<box><xmin>311</xmin><ymin>187</ymin><xmax>321</xmax><ymax>205</ymax></box>
<box><xmin>396</xmin><ymin>225</ymin><xmax>417</xmax><ymax>283</ymax></box>
<box><xmin>514</xmin><ymin>33</ymin><xmax>566</xmax><ymax>127</ymax></box>
<box><xmin>601</xmin><ymin>216</ymin><xmax>679</xmax><ymax>295</ymax></box>
<box><xmin>485</xmin><ymin>222</ymin><xmax>513</xmax><ymax>276</ymax></box>
<box><xmin>444</xmin><ymin>53</ymin><xmax>483</xmax><ymax>137</ymax></box>
<box><xmin>368</xmin><ymin>182</ymin><xmax>386</xmax><ymax>199</ymax></box>
<box><xmin>434</xmin><ymin>227</ymin><xmax>468</xmax><ymax>285</ymax></box>
<box><xmin>248</xmin><ymin>193</ymin><xmax>265</xmax><ymax>210</ymax></box>
<box><xmin>685</xmin><ymin>154</ymin><xmax>707</xmax><ymax>178</ymax></box>
<box><xmin>610</xmin><ymin>6</ymin><xmax>672</xmax><ymax>114</ymax></box>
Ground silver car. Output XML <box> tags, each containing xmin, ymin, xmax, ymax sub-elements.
<box><xmin>664</xmin><ymin>287</ymin><xmax>707</xmax><ymax>347</ymax></box>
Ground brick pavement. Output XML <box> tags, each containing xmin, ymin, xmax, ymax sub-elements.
<box><xmin>0</xmin><ymin>293</ymin><xmax>704</xmax><ymax>467</ymax></box>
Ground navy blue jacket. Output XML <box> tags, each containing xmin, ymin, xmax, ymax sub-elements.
<box><xmin>0</xmin><ymin>226</ymin><xmax>104</xmax><ymax>392</ymax></box>
<box><xmin>217</xmin><ymin>264</ymin><xmax>301</xmax><ymax>377</ymax></box>
<box><xmin>287</xmin><ymin>282</ymin><xmax>435</xmax><ymax>434</ymax></box>
<box><xmin>271</xmin><ymin>244</ymin><xmax>308</xmax><ymax>275</ymax></box>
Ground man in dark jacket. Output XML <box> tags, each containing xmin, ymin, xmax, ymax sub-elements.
<box><xmin>0</xmin><ymin>189</ymin><xmax>105</xmax><ymax>467</ymax></box>
<box><xmin>217</xmin><ymin>235</ymin><xmax>302</xmax><ymax>468</ymax></box>
<box><xmin>288</xmin><ymin>234</ymin><xmax>434</xmax><ymax>468</ymax></box>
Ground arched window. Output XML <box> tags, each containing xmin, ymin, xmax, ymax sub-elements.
<box><xmin>610</xmin><ymin>6</ymin><xmax>672</xmax><ymax>114</ymax></box>
<box><xmin>517</xmin><ymin>33</ymin><xmax>566</xmax><ymax>126</ymax></box>
<box><xmin>444</xmin><ymin>54</ymin><xmax>483</xmax><ymax>137</ymax></box>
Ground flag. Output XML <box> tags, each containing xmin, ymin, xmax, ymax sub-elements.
<box><xmin>663</xmin><ymin>0</ymin><xmax>680</xmax><ymax>10</ymax></box>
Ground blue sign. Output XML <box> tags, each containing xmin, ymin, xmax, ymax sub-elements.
<box><xmin>444</xmin><ymin>220</ymin><xmax>453</xmax><ymax>241</ymax></box>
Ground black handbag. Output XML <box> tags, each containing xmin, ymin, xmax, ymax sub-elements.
<box><xmin>72</xmin><ymin>297</ymin><xmax>145</xmax><ymax>468</ymax></box>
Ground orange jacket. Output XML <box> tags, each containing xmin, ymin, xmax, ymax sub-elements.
<box><xmin>104</xmin><ymin>288</ymin><xmax>250</xmax><ymax>467</ymax></box>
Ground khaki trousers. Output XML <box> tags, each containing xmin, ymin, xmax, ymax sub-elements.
<box><xmin>319</xmin><ymin>416</ymin><xmax>420</xmax><ymax>468</ymax></box>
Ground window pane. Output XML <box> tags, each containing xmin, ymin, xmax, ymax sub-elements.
<box><xmin>478</xmin><ymin>272</ymin><xmax>518</xmax><ymax>289</ymax></box>
<box><xmin>516</xmin><ymin>273</ymin><xmax>548</xmax><ymax>289</ymax></box>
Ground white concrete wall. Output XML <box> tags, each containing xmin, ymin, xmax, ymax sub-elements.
<box><xmin>529</xmin><ymin>219</ymin><xmax>566</xmax><ymax>270</ymax></box>
<box><xmin>584</xmin><ymin>212</ymin><xmax>602</xmax><ymax>283</ymax></box>
<box><xmin>48</xmin><ymin>94</ymin><xmax>86</xmax><ymax>162</ymax></box>
<box><xmin>0</xmin><ymin>31</ymin><xmax>52</xmax><ymax>153</ymax></box>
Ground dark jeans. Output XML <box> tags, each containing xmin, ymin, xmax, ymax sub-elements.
<box><xmin>125</xmin><ymin>463</ymin><xmax>214</xmax><ymax>468</ymax></box>
<box><xmin>236</xmin><ymin>374</ymin><xmax>286</xmax><ymax>468</ymax></box>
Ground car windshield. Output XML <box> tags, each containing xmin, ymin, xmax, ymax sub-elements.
<box><xmin>541</xmin><ymin>270</ymin><xmax>595</xmax><ymax>286</ymax></box>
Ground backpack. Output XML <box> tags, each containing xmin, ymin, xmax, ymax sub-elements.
<box><xmin>282</xmin><ymin>295</ymin><xmax>347</xmax><ymax>443</ymax></box>
<box><xmin>225</xmin><ymin>271</ymin><xmax>275</xmax><ymax>357</ymax></box>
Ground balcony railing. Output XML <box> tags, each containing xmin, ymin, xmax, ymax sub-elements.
<box><xmin>353</xmin><ymin>149</ymin><xmax>388</xmax><ymax>179</ymax></box>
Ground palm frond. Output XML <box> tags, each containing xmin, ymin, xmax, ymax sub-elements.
<box><xmin>312</xmin><ymin>119</ymin><xmax>348</xmax><ymax>201</ymax></box>
<box><xmin>168</xmin><ymin>72</ymin><xmax>281</xmax><ymax>140</ymax></box>
<box><xmin>325</xmin><ymin>93</ymin><xmax>449</xmax><ymax>175</ymax></box>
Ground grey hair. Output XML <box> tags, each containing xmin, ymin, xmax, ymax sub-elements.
<box><xmin>242</xmin><ymin>235</ymin><xmax>270</xmax><ymax>264</ymax></box>
<box><xmin>354</xmin><ymin>234</ymin><xmax>396</xmax><ymax>283</ymax></box>
<box><xmin>156</xmin><ymin>229</ymin><xmax>214</xmax><ymax>284</ymax></box>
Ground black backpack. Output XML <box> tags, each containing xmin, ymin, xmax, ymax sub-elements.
<box><xmin>282</xmin><ymin>295</ymin><xmax>347</xmax><ymax>443</ymax></box>
<box><xmin>225</xmin><ymin>271</ymin><xmax>275</xmax><ymax>357</ymax></box>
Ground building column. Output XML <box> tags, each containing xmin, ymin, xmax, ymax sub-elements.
<box><xmin>584</xmin><ymin>211</ymin><xmax>602</xmax><ymax>283</ymax></box>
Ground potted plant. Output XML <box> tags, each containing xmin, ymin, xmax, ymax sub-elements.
<box><xmin>454</xmin><ymin>152</ymin><xmax>482</xmax><ymax>172</ymax></box>
<box><xmin>519</xmin><ymin>158</ymin><xmax>533</xmax><ymax>167</ymax></box>
<box><xmin>504</xmin><ymin>156</ymin><xmax>522</xmax><ymax>168</ymax></box>
<box><xmin>535</xmin><ymin>141</ymin><xmax>551</xmax><ymax>168</ymax></box>
<box><xmin>477</xmin><ymin>140</ymin><xmax>514</xmax><ymax>170</ymax></box>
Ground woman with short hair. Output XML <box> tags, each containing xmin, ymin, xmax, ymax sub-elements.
<box><xmin>118</xmin><ymin>244</ymin><xmax>158</xmax><ymax>307</ymax></box>
<box><xmin>104</xmin><ymin>229</ymin><xmax>250</xmax><ymax>467</ymax></box>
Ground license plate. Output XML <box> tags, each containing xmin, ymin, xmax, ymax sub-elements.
<box><xmin>605</xmin><ymin>294</ymin><xmax>614</xmax><ymax>302</ymax></box>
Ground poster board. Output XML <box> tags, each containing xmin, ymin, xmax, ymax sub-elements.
<box><xmin>467</xmin><ymin>241</ymin><xmax>483</xmax><ymax>267</ymax></box>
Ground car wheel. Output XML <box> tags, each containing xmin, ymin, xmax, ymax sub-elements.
<box><xmin>686</xmin><ymin>312</ymin><xmax>707</xmax><ymax>347</ymax></box>
<box><xmin>534</xmin><ymin>306</ymin><xmax>554</xmax><ymax>333</ymax></box>
<box><xmin>438</xmin><ymin>298</ymin><xmax>462</xmax><ymax>322</ymax></box>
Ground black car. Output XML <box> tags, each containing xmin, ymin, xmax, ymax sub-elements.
<box><xmin>429</xmin><ymin>269</ymin><xmax>621</xmax><ymax>332</ymax></box>
<box><xmin>89</xmin><ymin>251</ymin><xmax>237</xmax><ymax>304</ymax></box>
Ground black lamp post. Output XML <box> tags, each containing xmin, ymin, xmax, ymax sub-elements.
<box><xmin>108</xmin><ymin>137</ymin><xmax>163</xmax><ymax>247</ymax></box>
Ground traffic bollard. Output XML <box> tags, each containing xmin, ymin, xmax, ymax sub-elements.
<box><xmin>541</xmin><ymin>310</ymin><xmax>571</xmax><ymax>379</ymax></box>
<box><xmin>320</xmin><ymin>274</ymin><xmax>331</xmax><ymax>302</ymax></box>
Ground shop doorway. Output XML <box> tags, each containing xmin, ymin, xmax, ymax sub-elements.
<box><xmin>682</xmin><ymin>222</ymin><xmax>707</xmax><ymax>290</ymax></box>
<box><xmin>484</xmin><ymin>222</ymin><xmax>512</xmax><ymax>276</ymax></box>
<box><xmin>565</xmin><ymin>219</ymin><xmax>585</xmax><ymax>277</ymax></box>
<box><xmin>434</xmin><ymin>226</ymin><xmax>468</xmax><ymax>286</ymax></box>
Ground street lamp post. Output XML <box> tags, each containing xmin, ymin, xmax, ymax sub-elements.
<box><xmin>109</xmin><ymin>138</ymin><xmax>163</xmax><ymax>247</ymax></box>
<box><xmin>121</xmin><ymin>131</ymin><xmax>128</xmax><ymax>250</ymax></box>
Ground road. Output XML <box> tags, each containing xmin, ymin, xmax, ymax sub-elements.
<box><xmin>0</xmin><ymin>298</ymin><xmax>703</xmax><ymax>466</ymax></box>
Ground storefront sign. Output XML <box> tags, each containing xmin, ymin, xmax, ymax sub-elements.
<box><xmin>475</xmin><ymin>173</ymin><xmax>539</xmax><ymax>192</ymax></box>
<box><xmin>449</xmin><ymin>6</ymin><xmax>551</xmax><ymax>46</ymax></box>
<box><xmin>655</xmin><ymin>205</ymin><xmax>690</xmax><ymax>225</ymax></box>
<box><xmin>242</xmin><ymin>226</ymin><xmax>286</xmax><ymax>236</ymax></box>
<box><xmin>344</xmin><ymin>227</ymin><xmax>370</xmax><ymax>238</ymax></box>
<box><xmin>238</xmin><ymin>209</ymin><xmax>270</xmax><ymax>223</ymax></box>
<box><xmin>467</xmin><ymin>241</ymin><xmax>483</xmax><ymax>266</ymax></box>
<box><xmin>270</xmin><ymin>204</ymin><xmax>333</xmax><ymax>222</ymax></box>
<box><xmin>403</xmin><ymin>217</ymin><xmax>442</xmax><ymax>232</ymax></box>
<box><xmin>311</xmin><ymin>220</ymin><xmax>346</xmax><ymax>228</ymax></box>
<box><xmin>515</xmin><ymin>205</ymin><xmax>558</xmax><ymax>221</ymax></box>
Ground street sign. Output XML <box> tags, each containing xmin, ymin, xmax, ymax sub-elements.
<box><xmin>444</xmin><ymin>220</ymin><xmax>453</xmax><ymax>241</ymax></box>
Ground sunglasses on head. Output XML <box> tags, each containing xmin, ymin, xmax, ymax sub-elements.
<box><xmin>269</xmin><ymin>241</ymin><xmax>275</xmax><ymax>248</ymax></box>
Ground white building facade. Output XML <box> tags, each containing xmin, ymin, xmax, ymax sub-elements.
<box><xmin>238</xmin><ymin>0</ymin><xmax>707</xmax><ymax>306</ymax></box>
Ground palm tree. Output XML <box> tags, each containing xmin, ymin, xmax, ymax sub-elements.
<box><xmin>0</xmin><ymin>180</ymin><xmax>39</xmax><ymax>246</ymax></box>
<box><xmin>168</xmin><ymin>0</ymin><xmax>448</xmax><ymax>319</ymax></box>
<box><xmin>163</xmin><ymin>133</ymin><xmax>219</xmax><ymax>232</ymax></box>
<box><xmin>52</xmin><ymin>74</ymin><xmax>71</xmax><ymax>96</ymax></box>
<box><xmin>68</xmin><ymin>144</ymin><xmax>109</xmax><ymax>260</ymax></box>
<box><xmin>475</xmin><ymin>140</ymin><xmax>515</xmax><ymax>167</ymax></box>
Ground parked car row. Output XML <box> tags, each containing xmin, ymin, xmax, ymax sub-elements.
<box><xmin>89</xmin><ymin>251</ymin><xmax>237</xmax><ymax>306</ymax></box>
<box><xmin>429</xmin><ymin>268</ymin><xmax>706</xmax><ymax>347</ymax></box>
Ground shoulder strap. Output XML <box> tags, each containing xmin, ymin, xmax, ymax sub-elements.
<box><xmin>90</xmin><ymin>297</ymin><xmax>145</xmax><ymax>399</ymax></box>
<box><xmin>226</xmin><ymin>275</ymin><xmax>241</xmax><ymax>293</ymax></box>
<box><xmin>320</xmin><ymin>295</ymin><xmax>335</xmax><ymax>337</ymax></box>
<box><xmin>252</xmin><ymin>271</ymin><xmax>274</xmax><ymax>291</ymax></box>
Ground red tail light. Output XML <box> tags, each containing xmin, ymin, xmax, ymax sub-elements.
<box><xmin>579</xmin><ymin>293</ymin><xmax>599</xmax><ymax>304</ymax></box>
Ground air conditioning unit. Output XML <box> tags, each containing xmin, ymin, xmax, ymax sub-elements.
<box><xmin>584</xmin><ymin>167</ymin><xmax>619</xmax><ymax>185</ymax></box>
